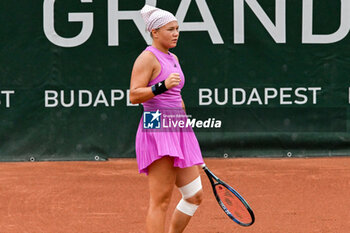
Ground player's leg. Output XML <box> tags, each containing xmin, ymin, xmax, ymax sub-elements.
<box><xmin>168</xmin><ymin>165</ymin><xmax>203</xmax><ymax>233</ymax></box>
<box><xmin>146</xmin><ymin>156</ymin><xmax>177</xmax><ymax>233</ymax></box>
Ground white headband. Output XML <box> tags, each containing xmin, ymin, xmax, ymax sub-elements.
<box><xmin>140</xmin><ymin>5</ymin><xmax>177</xmax><ymax>32</ymax></box>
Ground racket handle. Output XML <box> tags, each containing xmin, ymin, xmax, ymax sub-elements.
<box><xmin>200</xmin><ymin>164</ymin><xmax>206</xmax><ymax>169</ymax></box>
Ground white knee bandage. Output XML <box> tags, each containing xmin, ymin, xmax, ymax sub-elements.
<box><xmin>178</xmin><ymin>176</ymin><xmax>202</xmax><ymax>199</ymax></box>
<box><xmin>176</xmin><ymin>176</ymin><xmax>202</xmax><ymax>216</ymax></box>
<box><xmin>176</xmin><ymin>199</ymin><xmax>199</xmax><ymax>216</ymax></box>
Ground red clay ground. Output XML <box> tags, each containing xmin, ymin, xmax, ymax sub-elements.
<box><xmin>0</xmin><ymin>157</ymin><xmax>349</xmax><ymax>233</ymax></box>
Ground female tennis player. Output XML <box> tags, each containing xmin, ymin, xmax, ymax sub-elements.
<box><xmin>129</xmin><ymin>5</ymin><xmax>204</xmax><ymax>233</ymax></box>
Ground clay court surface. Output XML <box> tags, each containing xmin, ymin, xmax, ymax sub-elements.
<box><xmin>0</xmin><ymin>157</ymin><xmax>349</xmax><ymax>233</ymax></box>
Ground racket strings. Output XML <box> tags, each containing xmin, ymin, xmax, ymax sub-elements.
<box><xmin>215</xmin><ymin>184</ymin><xmax>252</xmax><ymax>224</ymax></box>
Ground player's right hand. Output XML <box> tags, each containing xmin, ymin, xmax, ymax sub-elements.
<box><xmin>164</xmin><ymin>73</ymin><xmax>181</xmax><ymax>89</ymax></box>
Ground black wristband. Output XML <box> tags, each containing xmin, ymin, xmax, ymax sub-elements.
<box><xmin>151</xmin><ymin>80</ymin><xmax>168</xmax><ymax>95</ymax></box>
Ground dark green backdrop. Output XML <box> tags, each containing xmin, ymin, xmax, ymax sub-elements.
<box><xmin>1</xmin><ymin>0</ymin><xmax>349</xmax><ymax>161</ymax></box>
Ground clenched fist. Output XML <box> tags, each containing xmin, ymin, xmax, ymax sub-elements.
<box><xmin>164</xmin><ymin>73</ymin><xmax>181</xmax><ymax>89</ymax></box>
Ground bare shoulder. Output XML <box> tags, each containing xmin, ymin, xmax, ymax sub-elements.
<box><xmin>132</xmin><ymin>50</ymin><xmax>156</xmax><ymax>70</ymax></box>
<box><xmin>170</xmin><ymin>52</ymin><xmax>179</xmax><ymax>62</ymax></box>
<box><xmin>136</xmin><ymin>50</ymin><xmax>156</xmax><ymax>64</ymax></box>
<box><xmin>130</xmin><ymin>50</ymin><xmax>156</xmax><ymax>87</ymax></box>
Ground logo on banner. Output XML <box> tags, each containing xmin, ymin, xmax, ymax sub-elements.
<box><xmin>143</xmin><ymin>110</ymin><xmax>162</xmax><ymax>129</ymax></box>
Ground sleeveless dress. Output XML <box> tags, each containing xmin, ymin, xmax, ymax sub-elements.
<box><xmin>135</xmin><ymin>46</ymin><xmax>204</xmax><ymax>175</ymax></box>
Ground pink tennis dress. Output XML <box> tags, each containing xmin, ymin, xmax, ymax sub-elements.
<box><xmin>135</xmin><ymin>46</ymin><xmax>204</xmax><ymax>175</ymax></box>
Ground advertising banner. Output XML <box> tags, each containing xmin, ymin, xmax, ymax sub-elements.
<box><xmin>1</xmin><ymin>0</ymin><xmax>350</xmax><ymax>160</ymax></box>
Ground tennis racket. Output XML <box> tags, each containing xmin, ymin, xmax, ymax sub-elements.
<box><xmin>201</xmin><ymin>164</ymin><xmax>255</xmax><ymax>226</ymax></box>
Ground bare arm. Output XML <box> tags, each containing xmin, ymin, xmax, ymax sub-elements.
<box><xmin>129</xmin><ymin>51</ymin><xmax>156</xmax><ymax>104</ymax></box>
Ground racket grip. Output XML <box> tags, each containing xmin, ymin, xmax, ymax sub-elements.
<box><xmin>200</xmin><ymin>164</ymin><xmax>206</xmax><ymax>169</ymax></box>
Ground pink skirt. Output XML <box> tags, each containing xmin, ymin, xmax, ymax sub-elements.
<box><xmin>135</xmin><ymin>108</ymin><xmax>204</xmax><ymax>175</ymax></box>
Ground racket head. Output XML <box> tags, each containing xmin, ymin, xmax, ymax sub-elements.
<box><xmin>214</xmin><ymin>182</ymin><xmax>255</xmax><ymax>226</ymax></box>
<box><xmin>202</xmin><ymin>166</ymin><xmax>255</xmax><ymax>226</ymax></box>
